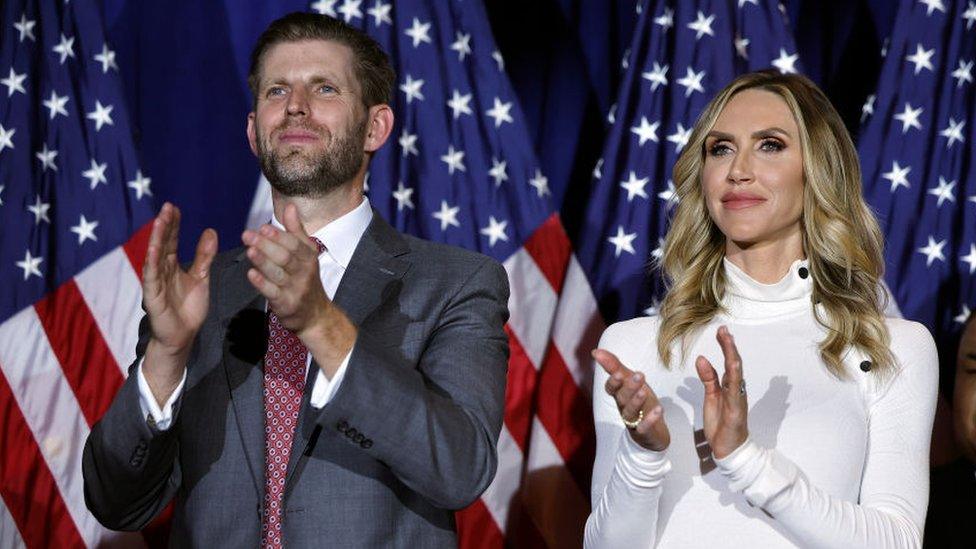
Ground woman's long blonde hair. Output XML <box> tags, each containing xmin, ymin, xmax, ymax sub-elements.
<box><xmin>656</xmin><ymin>70</ymin><xmax>893</xmax><ymax>377</ymax></box>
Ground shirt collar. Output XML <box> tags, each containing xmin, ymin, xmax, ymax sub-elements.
<box><xmin>270</xmin><ymin>197</ymin><xmax>373</xmax><ymax>269</ymax></box>
<box><xmin>720</xmin><ymin>257</ymin><xmax>812</xmax><ymax>321</ymax></box>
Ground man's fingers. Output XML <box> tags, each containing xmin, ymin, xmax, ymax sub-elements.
<box><xmin>246</xmin><ymin>246</ymin><xmax>287</xmax><ymax>286</ymax></box>
<box><xmin>163</xmin><ymin>204</ymin><xmax>181</xmax><ymax>257</ymax></box>
<box><xmin>191</xmin><ymin>229</ymin><xmax>219</xmax><ymax>279</ymax></box>
<box><xmin>695</xmin><ymin>356</ymin><xmax>722</xmax><ymax>396</ymax></box>
<box><xmin>246</xmin><ymin>268</ymin><xmax>280</xmax><ymax>301</ymax></box>
<box><xmin>243</xmin><ymin>226</ymin><xmax>293</xmax><ymax>268</ymax></box>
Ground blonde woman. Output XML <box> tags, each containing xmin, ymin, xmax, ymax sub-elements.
<box><xmin>585</xmin><ymin>71</ymin><xmax>937</xmax><ymax>548</ymax></box>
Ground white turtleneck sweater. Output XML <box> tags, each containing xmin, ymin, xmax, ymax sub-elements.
<box><xmin>585</xmin><ymin>259</ymin><xmax>938</xmax><ymax>548</ymax></box>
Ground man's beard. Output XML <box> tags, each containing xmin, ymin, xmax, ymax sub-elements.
<box><xmin>256</xmin><ymin>118</ymin><xmax>366</xmax><ymax>198</ymax></box>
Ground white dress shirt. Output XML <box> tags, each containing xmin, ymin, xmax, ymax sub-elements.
<box><xmin>137</xmin><ymin>197</ymin><xmax>374</xmax><ymax>430</ymax></box>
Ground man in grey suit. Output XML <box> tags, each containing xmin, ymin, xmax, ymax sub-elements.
<box><xmin>82</xmin><ymin>12</ymin><xmax>509</xmax><ymax>547</ymax></box>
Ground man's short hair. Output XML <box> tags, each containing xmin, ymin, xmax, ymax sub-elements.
<box><xmin>248</xmin><ymin>12</ymin><xmax>395</xmax><ymax>110</ymax></box>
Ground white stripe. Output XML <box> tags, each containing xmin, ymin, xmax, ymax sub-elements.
<box><xmin>0</xmin><ymin>308</ymin><xmax>143</xmax><ymax>547</ymax></box>
<box><xmin>0</xmin><ymin>499</ymin><xmax>26</xmax><ymax>549</ymax></box>
<box><xmin>75</xmin><ymin>247</ymin><xmax>144</xmax><ymax>378</ymax></box>
<box><xmin>478</xmin><ymin>425</ymin><xmax>524</xmax><ymax>533</ymax></box>
<box><xmin>523</xmin><ymin>417</ymin><xmax>590</xmax><ymax>547</ymax></box>
<box><xmin>550</xmin><ymin>255</ymin><xmax>605</xmax><ymax>394</ymax></box>
<box><xmin>503</xmin><ymin>249</ymin><xmax>557</xmax><ymax>369</ymax></box>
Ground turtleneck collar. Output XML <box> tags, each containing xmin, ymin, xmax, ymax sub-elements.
<box><xmin>719</xmin><ymin>257</ymin><xmax>813</xmax><ymax>322</ymax></box>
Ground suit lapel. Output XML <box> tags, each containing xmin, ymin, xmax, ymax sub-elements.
<box><xmin>284</xmin><ymin>212</ymin><xmax>411</xmax><ymax>494</ymax></box>
<box><xmin>218</xmin><ymin>249</ymin><xmax>268</xmax><ymax>500</ymax></box>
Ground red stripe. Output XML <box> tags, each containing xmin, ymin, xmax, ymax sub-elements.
<box><xmin>123</xmin><ymin>221</ymin><xmax>153</xmax><ymax>282</ymax></box>
<box><xmin>456</xmin><ymin>499</ymin><xmax>505</xmax><ymax>549</ymax></box>
<box><xmin>502</xmin><ymin>325</ymin><xmax>536</xmax><ymax>451</ymax></box>
<box><xmin>535</xmin><ymin>343</ymin><xmax>595</xmax><ymax>496</ymax></box>
<box><xmin>34</xmin><ymin>280</ymin><xmax>124</xmax><ymax>426</ymax></box>
<box><xmin>0</xmin><ymin>368</ymin><xmax>86</xmax><ymax>548</ymax></box>
<box><xmin>521</xmin><ymin>214</ymin><xmax>572</xmax><ymax>293</ymax></box>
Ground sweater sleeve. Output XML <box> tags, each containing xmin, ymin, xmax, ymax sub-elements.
<box><xmin>584</xmin><ymin>324</ymin><xmax>672</xmax><ymax>549</ymax></box>
<box><xmin>714</xmin><ymin>321</ymin><xmax>938</xmax><ymax>548</ymax></box>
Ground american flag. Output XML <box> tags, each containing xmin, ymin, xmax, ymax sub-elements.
<box><xmin>245</xmin><ymin>1</ymin><xmax>593</xmax><ymax>547</ymax></box>
<box><xmin>858</xmin><ymin>0</ymin><xmax>976</xmax><ymax>364</ymax></box>
<box><xmin>574</xmin><ymin>0</ymin><xmax>801</xmax><ymax>325</ymax></box>
<box><xmin>0</xmin><ymin>0</ymin><xmax>161</xmax><ymax>547</ymax></box>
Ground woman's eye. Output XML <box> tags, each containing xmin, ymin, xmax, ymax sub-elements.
<box><xmin>760</xmin><ymin>139</ymin><xmax>785</xmax><ymax>152</ymax></box>
<box><xmin>708</xmin><ymin>143</ymin><xmax>732</xmax><ymax>156</ymax></box>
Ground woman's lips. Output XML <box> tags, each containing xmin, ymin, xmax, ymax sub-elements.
<box><xmin>721</xmin><ymin>197</ymin><xmax>767</xmax><ymax>210</ymax></box>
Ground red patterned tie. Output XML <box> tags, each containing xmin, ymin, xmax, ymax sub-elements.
<box><xmin>261</xmin><ymin>237</ymin><xmax>325</xmax><ymax>548</ymax></box>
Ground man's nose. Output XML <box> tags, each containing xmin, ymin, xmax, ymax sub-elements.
<box><xmin>286</xmin><ymin>88</ymin><xmax>309</xmax><ymax>116</ymax></box>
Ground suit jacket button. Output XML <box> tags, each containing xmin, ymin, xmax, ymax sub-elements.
<box><xmin>337</xmin><ymin>420</ymin><xmax>349</xmax><ymax>432</ymax></box>
<box><xmin>361</xmin><ymin>439</ymin><xmax>373</xmax><ymax>449</ymax></box>
<box><xmin>346</xmin><ymin>428</ymin><xmax>358</xmax><ymax>439</ymax></box>
<box><xmin>130</xmin><ymin>458</ymin><xmax>141</xmax><ymax>467</ymax></box>
<box><xmin>353</xmin><ymin>433</ymin><xmax>365</xmax><ymax>443</ymax></box>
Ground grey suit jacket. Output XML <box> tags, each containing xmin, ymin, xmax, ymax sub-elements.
<box><xmin>82</xmin><ymin>212</ymin><xmax>510</xmax><ymax>547</ymax></box>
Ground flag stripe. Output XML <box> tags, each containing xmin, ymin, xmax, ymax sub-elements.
<box><xmin>456</xmin><ymin>490</ymin><xmax>506</xmax><ymax>548</ymax></box>
<box><xmin>34</xmin><ymin>280</ymin><xmax>125</xmax><ymax>427</ymax></box>
<box><xmin>521</xmin><ymin>215</ymin><xmax>572</xmax><ymax>293</ymax></box>
<box><xmin>477</xmin><ymin>425</ymin><xmax>524</xmax><ymax>531</ymax></box>
<box><xmin>74</xmin><ymin>246</ymin><xmax>144</xmax><ymax>379</ymax></box>
<box><xmin>0</xmin><ymin>368</ymin><xmax>83</xmax><ymax>549</ymax></box>
<box><xmin>122</xmin><ymin>222</ymin><xmax>153</xmax><ymax>283</ymax></box>
<box><xmin>502</xmin><ymin>326</ymin><xmax>536</xmax><ymax>451</ymax></box>
<box><xmin>551</xmin><ymin>257</ymin><xmax>604</xmax><ymax>393</ymax></box>
<box><xmin>503</xmin><ymin>249</ymin><xmax>558</xmax><ymax>369</ymax></box>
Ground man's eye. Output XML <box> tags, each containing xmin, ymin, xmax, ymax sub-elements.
<box><xmin>267</xmin><ymin>87</ymin><xmax>286</xmax><ymax>97</ymax></box>
<box><xmin>318</xmin><ymin>85</ymin><xmax>336</xmax><ymax>94</ymax></box>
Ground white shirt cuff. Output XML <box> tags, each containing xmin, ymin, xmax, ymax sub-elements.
<box><xmin>309</xmin><ymin>347</ymin><xmax>353</xmax><ymax>409</ymax></box>
<box><xmin>713</xmin><ymin>438</ymin><xmax>798</xmax><ymax>510</ymax></box>
<box><xmin>615</xmin><ymin>428</ymin><xmax>673</xmax><ymax>487</ymax></box>
<box><xmin>136</xmin><ymin>357</ymin><xmax>187</xmax><ymax>431</ymax></box>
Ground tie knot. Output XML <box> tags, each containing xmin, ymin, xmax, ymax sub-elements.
<box><xmin>310</xmin><ymin>236</ymin><xmax>327</xmax><ymax>254</ymax></box>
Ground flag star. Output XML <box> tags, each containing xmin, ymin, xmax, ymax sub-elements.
<box><xmin>398</xmin><ymin>129</ymin><xmax>419</xmax><ymax>156</ymax></box>
<box><xmin>917</xmin><ymin>236</ymin><xmax>947</xmax><ymax>267</ymax></box>
<box><xmin>486</xmin><ymin>97</ymin><xmax>514</xmax><ymax>128</ymax></box>
<box><xmin>528</xmin><ymin>169</ymin><xmax>550</xmax><ymax>197</ymax></box>
<box><xmin>654</xmin><ymin>8</ymin><xmax>674</xmax><ymax>31</ymax></box>
<box><xmin>861</xmin><ymin>94</ymin><xmax>876</xmax><ymax>121</ymax></box>
<box><xmin>619</xmin><ymin>171</ymin><xmax>649</xmax><ymax>202</ymax></box>
<box><xmin>337</xmin><ymin>0</ymin><xmax>363</xmax><ymax>22</ymax></box>
<box><xmin>939</xmin><ymin>118</ymin><xmax>965</xmax><ymax>148</ymax></box>
<box><xmin>391</xmin><ymin>181</ymin><xmax>414</xmax><ymax>211</ymax></box>
<box><xmin>621</xmin><ymin>49</ymin><xmax>631</xmax><ymax>70</ymax></box>
<box><xmin>961</xmin><ymin>245</ymin><xmax>976</xmax><ymax>275</ymax></box>
<box><xmin>479</xmin><ymin>216</ymin><xmax>509</xmax><ymax>247</ymax></box>
<box><xmin>310</xmin><ymin>0</ymin><xmax>338</xmax><ymax>16</ymax></box>
<box><xmin>450</xmin><ymin>32</ymin><xmax>472</xmax><ymax>61</ymax></box>
<box><xmin>86</xmin><ymin>100</ymin><xmax>114</xmax><ymax>131</ymax></box>
<box><xmin>128</xmin><ymin>170</ymin><xmax>152</xmax><ymax>200</ymax></box>
<box><xmin>52</xmin><ymin>33</ymin><xmax>76</xmax><ymax>64</ymax></box>
<box><xmin>405</xmin><ymin>17</ymin><xmax>432</xmax><ymax>48</ymax></box>
<box><xmin>893</xmin><ymin>102</ymin><xmax>923</xmax><ymax>133</ymax></box>
<box><xmin>667</xmin><ymin>123</ymin><xmax>692</xmax><ymax>152</ymax></box>
<box><xmin>952</xmin><ymin>59</ymin><xmax>974</xmax><ymax>88</ymax></box>
<box><xmin>644</xmin><ymin>300</ymin><xmax>661</xmax><ymax>317</ymax></box>
<box><xmin>492</xmin><ymin>50</ymin><xmax>504</xmax><ymax>71</ymax></box>
<box><xmin>440</xmin><ymin>146</ymin><xmax>466</xmax><ymax>175</ymax></box>
<box><xmin>739</xmin><ymin>0</ymin><xmax>759</xmax><ymax>7</ymax></box>
<box><xmin>607</xmin><ymin>226</ymin><xmax>637</xmax><ymax>258</ymax></box>
<box><xmin>0</xmin><ymin>185</ymin><xmax>4</xmax><ymax>206</ymax></box>
<box><xmin>658</xmin><ymin>180</ymin><xmax>678</xmax><ymax>206</ymax></box>
<box><xmin>93</xmin><ymin>43</ymin><xmax>118</xmax><ymax>73</ymax></box>
<box><xmin>918</xmin><ymin>0</ymin><xmax>945</xmax><ymax>16</ymax></box>
<box><xmin>686</xmin><ymin>10</ymin><xmax>715</xmax><ymax>39</ymax></box>
<box><xmin>446</xmin><ymin>90</ymin><xmax>473</xmax><ymax>119</ymax></box>
<box><xmin>882</xmin><ymin>161</ymin><xmax>911</xmax><ymax>192</ymax></box>
<box><xmin>651</xmin><ymin>237</ymin><xmax>665</xmax><ymax>260</ymax></box>
<box><xmin>956</xmin><ymin>304</ymin><xmax>973</xmax><ymax>324</ymax></box>
<box><xmin>43</xmin><ymin>90</ymin><xmax>70</xmax><ymax>120</ymax></box>
<box><xmin>70</xmin><ymin>214</ymin><xmax>99</xmax><ymax>245</ymax></box>
<box><xmin>734</xmin><ymin>35</ymin><xmax>750</xmax><ymax>60</ymax></box>
<box><xmin>641</xmin><ymin>62</ymin><xmax>669</xmax><ymax>91</ymax></box>
<box><xmin>432</xmin><ymin>200</ymin><xmax>460</xmax><ymax>231</ymax></box>
<box><xmin>82</xmin><ymin>158</ymin><xmax>109</xmax><ymax>189</ymax></box>
<box><xmin>1</xmin><ymin>68</ymin><xmax>27</xmax><ymax>97</ymax></box>
<box><xmin>607</xmin><ymin>103</ymin><xmax>617</xmax><ymax>124</ymax></box>
<box><xmin>630</xmin><ymin>116</ymin><xmax>660</xmax><ymax>146</ymax></box>
<box><xmin>14</xmin><ymin>13</ymin><xmax>36</xmax><ymax>42</ymax></box>
<box><xmin>771</xmin><ymin>49</ymin><xmax>799</xmax><ymax>74</ymax></box>
<box><xmin>27</xmin><ymin>194</ymin><xmax>51</xmax><ymax>224</ymax></box>
<box><xmin>367</xmin><ymin>0</ymin><xmax>392</xmax><ymax>26</ymax></box>
<box><xmin>399</xmin><ymin>74</ymin><xmax>425</xmax><ymax>103</ymax></box>
<box><xmin>905</xmin><ymin>43</ymin><xmax>935</xmax><ymax>75</ymax></box>
<box><xmin>927</xmin><ymin>177</ymin><xmax>956</xmax><ymax>207</ymax></box>
<box><xmin>488</xmin><ymin>158</ymin><xmax>508</xmax><ymax>186</ymax></box>
<box><xmin>676</xmin><ymin>67</ymin><xmax>706</xmax><ymax>97</ymax></box>
<box><xmin>15</xmin><ymin>249</ymin><xmax>43</xmax><ymax>281</ymax></box>
<box><xmin>0</xmin><ymin>123</ymin><xmax>14</xmax><ymax>154</ymax></box>
<box><xmin>35</xmin><ymin>144</ymin><xmax>58</xmax><ymax>172</ymax></box>
<box><xmin>965</xmin><ymin>2</ymin><xmax>976</xmax><ymax>29</ymax></box>
<box><xmin>592</xmin><ymin>158</ymin><xmax>604</xmax><ymax>180</ymax></box>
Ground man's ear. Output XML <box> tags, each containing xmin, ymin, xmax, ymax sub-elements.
<box><xmin>246</xmin><ymin>112</ymin><xmax>258</xmax><ymax>156</ymax></box>
<box><xmin>363</xmin><ymin>104</ymin><xmax>394</xmax><ymax>153</ymax></box>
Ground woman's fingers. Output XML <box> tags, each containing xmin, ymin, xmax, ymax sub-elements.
<box><xmin>695</xmin><ymin>355</ymin><xmax>722</xmax><ymax>397</ymax></box>
<box><xmin>619</xmin><ymin>383</ymin><xmax>648</xmax><ymax>424</ymax></box>
<box><xmin>716</xmin><ymin>325</ymin><xmax>746</xmax><ymax>405</ymax></box>
<box><xmin>594</xmin><ymin>349</ymin><xmax>632</xmax><ymax>396</ymax></box>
